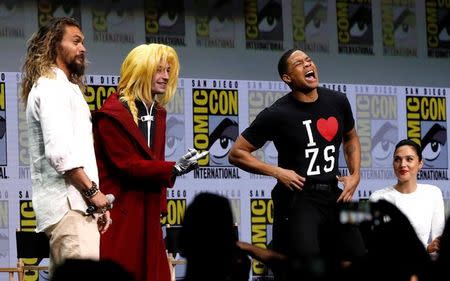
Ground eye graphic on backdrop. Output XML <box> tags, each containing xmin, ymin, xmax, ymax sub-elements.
<box><xmin>165</xmin><ymin>117</ymin><xmax>184</xmax><ymax>160</ymax></box>
<box><xmin>349</xmin><ymin>6</ymin><xmax>371</xmax><ymax>38</ymax></box>
<box><xmin>107</xmin><ymin>10</ymin><xmax>125</xmax><ymax>26</ymax></box>
<box><xmin>439</xmin><ymin>27</ymin><xmax>450</xmax><ymax>41</ymax></box>
<box><xmin>207</xmin><ymin>0</ymin><xmax>233</xmax><ymax>37</ymax></box>
<box><xmin>0</xmin><ymin>1</ymin><xmax>16</xmax><ymax>18</ymax></box>
<box><xmin>305</xmin><ymin>4</ymin><xmax>326</xmax><ymax>36</ymax></box>
<box><xmin>157</xmin><ymin>0</ymin><xmax>183</xmax><ymax>28</ymax></box>
<box><xmin>53</xmin><ymin>5</ymin><xmax>74</xmax><ymax>18</ymax></box>
<box><xmin>373</xmin><ymin>141</ymin><xmax>395</xmax><ymax>160</ymax></box>
<box><xmin>208</xmin><ymin>118</ymin><xmax>238</xmax><ymax>166</ymax></box>
<box><xmin>159</xmin><ymin>11</ymin><xmax>178</xmax><ymax>27</ymax></box>
<box><xmin>421</xmin><ymin>123</ymin><xmax>447</xmax><ymax>167</ymax></box>
<box><xmin>371</xmin><ymin>122</ymin><xmax>398</xmax><ymax>167</ymax></box>
<box><xmin>209</xmin><ymin>15</ymin><xmax>234</xmax><ymax>35</ymax></box>
<box><xmin>438</xmin><ymin>13</ymin><xmax>450</xmax><ymax>41</ymax></box>
<box><xmin>0</xmin><ymin>116</ymin><xmax>5</xmax><ymax>139</ymax></box>
<box><xmin>394</xmin><ymin>9</ymin><xmax>415</xmax><ymax>40</ymax></box>
<box><xmin>209</xmin><ymin>16</ymin><xmax>226</xmax><ymax>31</ymax></box>
<box><xmin>258</xmin><ymin>0</ymin><xmax>281</xmax><ymax>32</ymax></box>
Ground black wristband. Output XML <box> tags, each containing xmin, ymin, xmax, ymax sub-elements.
<box><xmin>82</xmin><ymin>181</ymin><xmax>99</xmax><ymax>198</ymax></box>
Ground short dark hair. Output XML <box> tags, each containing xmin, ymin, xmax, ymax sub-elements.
<box><xmin>395</xmin><ymin>139</ymin><xmax>422</xmax><ymax>161</ymax></box>
<box><xmin>277</xmin><ymin>48</ymin><xmax>299</xmax><ymax>78</ymax></box>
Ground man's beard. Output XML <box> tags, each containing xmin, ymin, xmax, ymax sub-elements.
<box><xmin>59</xmin><ymin>46</ymin><xmax>86</xmax><ymax>76</ymax></box>
<box><xmin>67</xmin><ymin>56</ymin><xmax>85</xmax><ymax>76</ymax></box>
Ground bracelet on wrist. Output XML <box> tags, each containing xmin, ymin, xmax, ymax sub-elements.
<box><xmin>82</xmin><ymin>181</ymin><xmax>99</xmax><ymax>198</ymax></box>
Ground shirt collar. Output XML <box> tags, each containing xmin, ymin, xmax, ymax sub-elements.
<box><xmin>51</xmin><ymin>66</ymin><xmax>72</xmax><ymax>83</ymax></box>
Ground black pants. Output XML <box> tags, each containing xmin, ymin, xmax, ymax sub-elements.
<box><xmin>271</xmin><ymin>185</ymin><xmax>366</xmax><ymax>279</ymax></box>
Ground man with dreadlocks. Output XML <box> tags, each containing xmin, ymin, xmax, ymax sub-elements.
<box><xmin>21</xmin><ymin>17</ymin><xmax>112</xmax><ymax>275</ymax></box>
<box><xmin>93</xmin><ymin>43</ymin><xmax>202</xmax><ymax>281</ymax></box>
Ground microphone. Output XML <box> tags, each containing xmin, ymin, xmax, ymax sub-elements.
<box><xmin>86</xmin><ymin>194</ymin><xmax>115</xmax><ymax>214</ymax></box>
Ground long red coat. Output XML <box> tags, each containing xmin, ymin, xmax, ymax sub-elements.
<box><xmin>93</xmin><ymin>93</ymin><xmax>175</xmax><ymax>281</ymax></box>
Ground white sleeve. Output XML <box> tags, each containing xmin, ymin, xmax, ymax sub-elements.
<box><xmin>37</xmin><ymin>81</ymin><xmax>84</xmax><ymax>173</ymax></box>
<box><xmin>430</xmin><ymin>187</ymin><xmax>445</xmax><ymax>240</ymax></box>
<box><xmin>369</xmin><ymin>191</ymin><xmax>380</xmax><ymax>202</ymax></box>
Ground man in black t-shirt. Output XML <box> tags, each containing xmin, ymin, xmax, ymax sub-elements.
<box><xmin>229</xmin><ymin>49</ymin><xmax>365</xmax><ymax>279</ymax></box>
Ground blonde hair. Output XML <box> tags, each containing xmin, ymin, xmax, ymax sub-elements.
<box><xmin>21</xmin><ymin>17</ymin><xmax>85</xmax><ymax>105</ymax></box>
<box><xmin>118</xmin><ymin>43</ymin><xmax>180</xmax><ymax>124</ymax></box>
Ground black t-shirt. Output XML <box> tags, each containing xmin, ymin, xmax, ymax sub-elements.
<box><xmin>242</xmin><ymin>87</ymin><xmax>354</xmax><ymax>186</ymax></box>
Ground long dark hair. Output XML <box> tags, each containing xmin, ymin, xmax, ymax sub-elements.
<box><xmin>21</xmin><ymin>17</ymin><xmax>83</xmax><ymax>105</ymax></box>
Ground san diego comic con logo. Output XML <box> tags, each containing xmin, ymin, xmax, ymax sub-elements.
<box><xmin>19</xmin><ymin>196</ymin><xmax>44</xmax><ymax>280</ymax></box>
<box><xmin>194</xmin><ymin>0</ymin><xmax>235</xmax><ymax>48</ymax></box>
<box><xmin>144</xmin><ymin>0</ymin><xmax>186</xmax><ymax>46</ymax></box>
<box><xmin>161</xmin><ymin>199</ymin><xmax>186</xmax><ymax>226</ymax></box>
<box><xmin>425</xmin><ymin>0</ymin><xmax>450</xmax><ymax>58</ymax></box>
<box><xmin>84</xmin><ymin>76</ymin><xmax>119</xmax><ymax>111</ymax></box>
<box><xmin>249</xmin><ymin>190</ymin><xmax>273</xmax><ymax>279</ymax></box>
<box><xmin>0</xmin><ymin>78</ymin><xmax>7</xmax><ymax>179</ymax></box>
<box><xmin>381</xmin><ymin>0</ymin><xmax>417</xmax><ymax>57</ymax></box>
<box><xmin>406</xmin><ymin>89</ymin><xmax>448</xmax><ymax>180</ymax></box>
<box><xmin>161</xmin><ymin>189</ymin><xmax>186</xmax><ymax>226</ymax></box>
<box><xmin>244</xmin><ymin>0</ymin><xmax>283</xmax><ymax>50</ymax></box>
<box><xmin>91</xmin><ymin>1</ymin><xmax>135</xmax><ymax>44</ymax></box>
<box><xmin>292</xmin><ymin>0</ymin><xmax>329</xmax><ymax>53</ymax></box>
<box><xmin>0</xmin><ymin>0</ymin><xmax>25</xmax><ymax>39</ymax></box>
<box><xmin>336</xmin><ymin>0</ymin><xmax>374</xmax><ymax>55</ymax></box>
<box><xmin>192</xmin><ymin>80</ymin><xmax>240</xmax><ymax>179</ymax></box>
<box><xmin>355</xmin><ymin>94</ymin><xmax>398</xmax><ymax>180</ymax></box>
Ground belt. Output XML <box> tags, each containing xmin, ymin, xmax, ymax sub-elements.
<box><xmin>305</xmin><ymin>183</ymin><xmax>335</xmax><ymax>191</ymax></box>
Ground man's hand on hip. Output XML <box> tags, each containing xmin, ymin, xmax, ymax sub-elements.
<box><xmin>274</xmin><ymin>167</ymin><xmax>305</xmax><ymax>191</ymax></box>
<box><xmin>336</xmin><ymin>173</ymin><xmax>360</xmax><ymax>202</ymax></box>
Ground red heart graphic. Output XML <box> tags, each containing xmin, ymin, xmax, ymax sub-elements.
<box><xmin>316</xmin><ymin>117</ymin><xmax>338</xmax><ymax>142</ymax></box>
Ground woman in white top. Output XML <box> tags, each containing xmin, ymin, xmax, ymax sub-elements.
<box><xmin>370</xmin><ymin>139</ymin><xmax>445</xmax><ymax>254</ymax></box>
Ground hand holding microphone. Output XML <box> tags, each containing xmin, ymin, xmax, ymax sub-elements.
<box><xmin>173</xmin><ymin>148</ymin><xmax>209</xmax><ymax>176</ymax></box>
<box><xmin>87</xmin><ymin>194</ymin><xmax>115</xmax><ymax>214</ymax></box>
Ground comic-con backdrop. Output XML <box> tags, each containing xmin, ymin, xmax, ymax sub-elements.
<box><xmin>1</xmin><ymin>72</ymin><xmax>449</xmax><ymax>280</ymax></box>
<box><xmin>1</xmin><ymin>0</ymin><xmax>450</xmax><ymax>87</ymax></box>
<box><xmin>1</xmin><ymin>0</ymin><xmax>450</xmax><ymax>280</ymax></box>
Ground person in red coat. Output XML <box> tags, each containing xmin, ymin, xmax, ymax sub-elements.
<box><xmin>93</xmin><ymin>43</ymin><xmax>201</xmax><ymax>281</ymax></box>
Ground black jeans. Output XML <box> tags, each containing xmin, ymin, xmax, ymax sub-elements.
<box><xmin>271</xmin><ymin>184</ymin><xmax>366</xmax><ymax>279</ymax></box>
